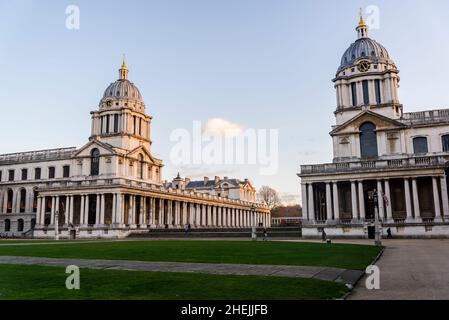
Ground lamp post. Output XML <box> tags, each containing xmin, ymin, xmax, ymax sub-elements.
<box><xmin>251</xmin><ymin>204</ymin><xmax>257</xmax><ymax>240</ymax></box>
<box><xmin>373</xmin><ymin>190</ymin><xmax>382</xmax><ymax>247</ymax></box>
<box><xmin>54</xmin><ymin>210</ymin><xmax>60</xmax><ymax>241</ymax></box>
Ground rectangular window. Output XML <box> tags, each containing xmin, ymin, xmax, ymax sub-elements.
<box><xmin>35</xmin><ymin>168</ymin><xmax>41</xmax><ymax>180</ymax></box>
<box><xmin>351</xmin><ymin>83</ymin><xmax>357</xmax><ymax>106</ymax></box>
<box><xmin>375</xmin><ymin>80</ymin><xmax>382</xmax><ymax>104</ymax></box>
<box><xmin>106</xmin><ymin>115</ymin><xmax>110</xmax><ymax>134</ymax></box>
<box><xmin>442</xmin><ymin>135</ymin><xmax>449</xmax><ymax>152</ymax></box>
<box><xmin>48</xmin><ymin>167</ymin><xmax>55</xmax><ymax>179</ymax></box>
<box><xmin>21</xmin><ymin>169</ymin><xmax>28</xmax><ymax>181</ymax></box>
<box><xmin>413</xmin><ymin>137</ymin><xmax>428</xmax><ymax>154</ymax></box>
<box><xmin>0</xmin><ymin>171</ymin><xmax>2</xmax><ymax>182</ymax></box>
<box><xmin>63</xmin><ymin>165</ymin><xmax>70</xmax><ymax>178</ymax></box>
<box><xmin>133</xmin><ymin>116</ymin><xmax>136</xmax><ymax>135</ymax></box>
<box><xmin>362</xmin><ymin>80</ymin><xmax>369</xmax><ymax>105</ymax></box>
<box><xmin>8</xmin><ymin>170</ymin><xmax>14</xmax><ymax>181</ymax></box>
<box><xmin>100</xmin><ymin>116</ymin><xmax>104</xmax><ymax>134</ymax></box>
<box><xmin>139</xmin><ymin>118</ymin><xmax>142</xmax><ymax>135</ymax></box>
<box><xmin>114</xmin><ymin>114</ymin><xmax>119</xmax><ymax>133</ymax></box>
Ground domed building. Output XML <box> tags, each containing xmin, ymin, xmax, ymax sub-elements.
<box><xmin>299</xmin><ymin>14</ymin><xmax>449</xmax><ymax>238</ymax></box>
<box><xmin>0</xmin><ymin>61</ymin><xmax>270</xmax><ymax>238</ymax></box>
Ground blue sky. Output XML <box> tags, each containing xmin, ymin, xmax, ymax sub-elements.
<box><xmin>1</xmin><ymin>0</ymin><xmax>449</xmax><ymax>205</ymax></box>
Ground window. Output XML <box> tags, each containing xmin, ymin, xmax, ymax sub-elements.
<box><xmin>114</xmin><ymin>114</ymin><xmax>119</xmax><ymax>133</ymax></box>
<box><xmin>6</xmin><ymin>189</ymin><xmax>13</xmax><ymax>213</ymax></box>
<box><xmin>19</xmin><ymin>189</ymin><xmax>26</xmax><ymax>213</ymax></box>
<box><xmin>63</xmin><ymin>165</ymin><xmax>70</xmax><ymax>178</ymax></box>
<box><xmin>413</xmin><ymin>137</ymin><xmax>428</xmax><ymax>154</ymax></box>
<box><xmin>0</xmin><ymin>171</ymin><xmax>2</xmax><ymax>182</ymax></box>
<box><xmin>106</xmin><ymin>115</ymin><xmax>110</xmax><ymax>134</ymax></box>
<box><xmin>137</xmin><ymin>154</ymin><xmax>145</xmax><ymax>179</ymax></box>
<box><xmin>100</xmin><ymin>116</ymin><xmax>104</xmax><ymax>133</ymax></box>
<box><xmin>90</xmin><ymin>148</ymin><xmax>100</xmax><ymax>176</ymax></box>
<box><xmin>21</xmin><ymin>169</ymin><xmax>28</xmax><ymax>181</ymax></box>
<box><xmin>139</xmin><ymin>118</ymin><xmax>142</xmax><ymax>136</ymax></box>
<box><xmin>133</xmin><ymin>116</ymin><xmax>136</xmax><ymax>135</ymax></box>
<box><xmin>32</xmin><ymin>191</ymin><xmax>38</xmax><ymax>213</ymax></box>
<box><xmin>360</xmin><ymin>122</ymin><xmax>378</xmax><ymax>159</ymax></box>
<box><xmin>442</xmin><ymin>135</ymin><xmax>449</xmax><ymax>152</ymax></box>
<box><xmin>351</xmin><ymin>83</ymin><xmax>357</xmax><ymax>106</ymax></box>
<box><xmin>362</xmin><ymin>80</ymin><xmax>369</xmax><ymax>105</ymax></box>
<box><xmin>35</xmin><ymin>168</ymin><xmax>41</xmax><ymax>180</ymax></box>
<box><xmin>4</xmin><ymin>219</ymin><xmax>10</xmax><ymax>232</ymax></box>
<box><xmin>48</xmin><ymin>167</ymin><xmax>55</xmax><ymax>179</ymax></box>
<box><xmin>375</xmin><ymin>79</ymin><xmax>382</xmax><ymax>104</ymax></box>
<box><xmin>8</xmin><ymin>170</ymin><xmax>14</xmax><ymax>181</ymax></box>
<box><xmin>18</xmin><ymin>219</ymin><xmax>24</xmax><ymax>232</ymax></box>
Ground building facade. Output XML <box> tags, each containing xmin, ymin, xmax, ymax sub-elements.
<box><xmin>166</xmin><ymin>175</ymin><xmax>257</xmax><ymax>202</ymax></box>
<box><xmin>298</xmin><ymin>15</ymin><xmax>449</xmax><ymax>238</ymax></box>
<box><xmin>0</xmin><ymin>62</ymin><xmax>270</xmax><ymax>238</ymax></box>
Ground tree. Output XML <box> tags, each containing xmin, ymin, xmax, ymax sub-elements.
<box><xmin>258</xmin><ymin>186</ymin><xmax>281</xmax><ymax>209</ymax></box>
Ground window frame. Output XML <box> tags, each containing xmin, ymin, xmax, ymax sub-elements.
<box><xmin>413</xmin><ymin>136</ymin><xmax>429</xmax><ymax>155</ymax></box>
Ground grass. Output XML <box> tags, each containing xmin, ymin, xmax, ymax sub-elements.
<box><xmin>0</xmin><ymin>240</ymin><xmax>381</xmax><ymax>270</ymax></box>
<box><xmin>0</xmin><ymin>264</ymin><xmax>349</xmax><ymax>300</ymax></box>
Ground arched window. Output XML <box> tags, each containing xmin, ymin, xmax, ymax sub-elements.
<box><xmin>5</xmin><ymin>219</ymin><xmax>11</xmax><ymax>232</ymax></box>
<box><xmin>413</xmin><ymin>137</ymin><xmax>428</xmax><ymax>154</ymax></box>
<box><xmin>19</xmin><ymin>189</ymin><xmax>26</xmax><ymax>213</ymax></box>
<box><xmin>18</xmin><ymin>219</ymin><xmax>24</xmax><ymax>232</ymax></box>
<box><xmin>442</xmin><ymin>135</ymin><xmax>449</xmax><ymax>152</ymax></box>
<box><xmin>90</xmin><ymin>148</ymin><xmax>100</xmax><ymax>176</ymax></box>
<box><xmin>32</xmin><ymin>189</ymin><xmax>38</xmax><ymax>213</ymax></box>
<box><xmin>6</xmin><ymin>189</ymin><xmax>13</xmax><ymax>213</ymax></box>
<box><xmin>360</xmin><ymin>122</ymin><xmax>378</xmax><ymax>159</ymax></box>
<box><xmin>137</xmin><ymin>154</ymin><xmax>144</xmax><ymax>179</ymax></box>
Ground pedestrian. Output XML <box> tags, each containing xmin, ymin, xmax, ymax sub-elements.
<box><xmin>387</xmin><ymin>228</ymin><xmax>393</xmax><ymax>239</ymax></box>
<box><xmin>322</xmin><ymin>229</ymin><xmax>327</xmax><ymax>242</ymax></box>
<box><xmin>184</xmin><ymin>224</ymin><xmax>189</xmax><ymax>234</ymax></box>
<box><xmin>263</xmin><ymin>228</ymin><xmax>268</xmax><ymax>241</ymax></box>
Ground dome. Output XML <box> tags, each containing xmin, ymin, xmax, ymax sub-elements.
<box><xmin>339</xmin><ymin>37</ymin><xmax>392</xmax><ymax>70</ymax></box>
<box><xmin>102</xmin><ymin>79</ymin><xmax>143</xmax><ymax>102</ymax></box>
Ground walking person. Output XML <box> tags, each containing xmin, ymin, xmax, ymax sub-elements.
<box><xmin>262</xmin><ymin>228</ymin><xmax>268</xmax><ymax>241</ymax></box>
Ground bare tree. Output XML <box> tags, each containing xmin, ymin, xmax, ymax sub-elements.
<box><xmin>258</xmin><ymin>186</ymin><xmax>281</xmax><ymax>209</ymax></box>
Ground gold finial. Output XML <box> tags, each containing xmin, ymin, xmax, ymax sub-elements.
<box><xmin>358</xmin><ymin>8</ymin><xmax>366</xmax><ymax>27</ymax></box>
<box><xmin>121</xmin><ymin>54</ymin><xmax>127</xmax><ymax>69</ymax></box>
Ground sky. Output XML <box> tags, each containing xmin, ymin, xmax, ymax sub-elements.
<box><xmin>1</xmin><ymin>0</ymin><xmax>449</xmax><ymax>205</ymax></box>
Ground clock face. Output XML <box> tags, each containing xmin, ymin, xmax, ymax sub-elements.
<box><xmin>357</xmin><ymin>60</ymin><xmax>371</xmax><ymax>72</ymax></box>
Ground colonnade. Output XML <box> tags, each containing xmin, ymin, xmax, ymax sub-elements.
<box><xmin>302</xmin><ymin>175</ymin><xmax>449</xmax><ymax>223</ymax></box>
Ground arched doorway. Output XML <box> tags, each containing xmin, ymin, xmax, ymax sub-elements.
<box><xmin>4</xmin><ymin>219</ymin><xmax>11</xmax><ymax>232</ymax></box>
<box><xmin>360</xmin><ymin>122</ymin><xmax>378</xmax><ymax>159</ymax></box>
<box><xmin>6</xmin><ymin>189</ymin><xmax>13</xmax><ymax>213</ymax></box>
<box><xmin>19</xmin><ymin>189</ymin><xmax>26</xmax><ymax>213</ymax></box>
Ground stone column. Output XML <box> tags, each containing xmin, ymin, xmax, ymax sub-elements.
<box><xmin>351</xmin><ymin>181</ymin><xmax>359</xmax><ymax>220</ymax></box>
<box><xmin>2</xmin><ymin>191</ymin><xmax>7</xmax><ymax>214</ymax></box>
<box><xmin>50</xmin><ymin>196</ymin><xmax>56</xmax><ymax>225</ymax></box>
<box><xmin>384</xmin><ymin>180</ymin><xmax>393</xmax><ymax>221</ymax></box>
<box><xmin>212</xmin><ymin>206</ymin><xmax>217</xmax><ymax>226</ymax></box>
<box><xmin>69</xmin><ymin>196</ymin><xmax>75</xmax><ymax>224</ymax></box>
<box><xmin>207</xmin><ymin>205</ymin><xmax>212</xmax><ymax>227</ymax></box>
<box><xmin>159</xmin><ymin>198</ymin><xmax>164</xmax><ymax>226</ymax></box>
<box><xmin>80</xmin><ymin>195</ymin><xmax>85</xmax><ymax>225</ymax></box>
<box><xmin>307</xmin><ymin>184</ymin><xmax>315</xmax><ymax>222</ymax></box>
<box><xmin>36</xmin><ymin>197</ymin><xmax>42</xmax><ymax>225</ymax></box>
<box><xmin>358</xmin><ymin>181</ymin><xmax>365</xmax><ymax>220</ymax></box>
<box><xmin>432</xmin><ymin>177</ymin><xmax>442</xmax><ymax>221</ymax></box>
<box><xmin>111</xmin><ymin>194</ymin><xmax>117</xmax><ymax>225</ymax></box>
<box><xmin>377</xmin><ymin>180</ymin><xmax>385</xmax><ymax>220</ymax></box>
<box><xmin>326</xmin><ymin>182</ymin><xmax>332</xmax><ymax>222</ymax></box>
<box><xmin>189</xmin><ymin>203</ymin><xmax>194</xmax><ymax>226</ymax></box>
<box><xmin>139</xmin><ymin>197</ymin><xmax>145</xmax><ymax>226</ymax></box>
<box><xmin>84</xmin><ymin>195</ymin><xmax>90</xmax><ymax>225</ymax></box>
<box><xmin>100</xmin><ymin>194</ymin><xmax>105</xmax><ymax>225</ymax></box>
<box><xmin>440</xmin><ymin>175</ymin><xmax>449</xmax><ymax>219</ymax></box>
<box><xmin>95</xmin><ymin>194</ymin><xmax>101</xmax><ymax>225</ymax></box>
<box><xmin>412</xmin><ymin>178</ymin><xmax>421</xmax><ymax>221</ymax></box>
<box><xmin>404</xmin><ymin>179</ymin><xmax>413</xmax><ymax>221</ymax></box>
<box><xmin>332</xmin><ymin>182</ymin><xmax>340</xmax><ymax>221</ymax></box>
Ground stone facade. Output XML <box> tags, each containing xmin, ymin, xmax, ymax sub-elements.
<box><xmin>298</xmin><ymin>15</ymin><xmax>449</xmax><ymax>238</ymax></box>
<box><xmin>0</xmin><ymin>62</ymin><xmax>270</xmax><ymax>239</ymax></box>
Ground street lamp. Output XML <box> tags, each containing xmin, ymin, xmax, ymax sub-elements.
<box><xmin>251</xmin><ymin>204</ymin><xmax>257</xmax><ymax>241</ymax></box>
<box><xmin>373</xmin><ymin>190</ymin><xmax>382</xmax><ymax>247</ymax></box>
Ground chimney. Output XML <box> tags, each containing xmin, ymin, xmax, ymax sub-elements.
<box><xmin>185</xmin><ymin>178</ymin><xmax>190</xmax><ymax>186</ymax></box>
<box><xmin>215</xmin><ymin>176</ymin><xmax>220</xmax><ymax>183</ymax></box>
<box><xmin>204</xmin><ymin>176</ymin><xmax>209</xmax><ymax>185</ymax></box>
<box><xmin>224</xmin><ymin>176</ymin><xmax>228</xmax><ymax>181</ymax></box>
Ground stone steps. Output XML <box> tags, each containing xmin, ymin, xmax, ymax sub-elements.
<box><xmin>128</xmin><ymin>227</ymin><xmax>302</xmax><ymax>239</ymax></box>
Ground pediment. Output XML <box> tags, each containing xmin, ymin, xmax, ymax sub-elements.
<box><xmin>330</xmin><ymin>111</ymin><xmax>406</xmax><ymax>135</ymax></box>
<box><xmin>126</xmin><ymin>145</ymin><xmax>160</xmax><ymax>164</ymax></box>
<box><xmin>73</xmin><ymin>140</ymin><xmax>116</xmax><ymax>158</ymax></box>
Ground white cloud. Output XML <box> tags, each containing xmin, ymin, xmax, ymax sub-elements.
<box><xmin>202</xmin><ymin>118</ymin><xmax>244</xmax><ymax>137</ymax></box>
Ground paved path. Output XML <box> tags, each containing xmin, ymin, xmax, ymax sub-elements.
<box><xmin>0</xmin><ymin>256</ymin><xmax>362</xmax><ymax>286</ymax></box>
<box><xmin>349</xmin><ymin>240</ymin><xmax>449</xmax><ymax>300</ymax></box>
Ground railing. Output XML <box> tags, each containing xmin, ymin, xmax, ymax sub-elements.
<box><xmin>0</xmin><ymin>147</ymin><xmax>77</xmax><ymax>165</ymax></box>
<box><xmin>300</xmin><ymin>155</ymin><xmax>448</xmax><ymax>175</ymax></box>
<box><xmin>401</xmin><ymin>108</ymin><xmax>449</xmax><ymax>124</ymax></box>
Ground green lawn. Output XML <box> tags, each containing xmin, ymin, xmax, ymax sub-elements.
<box><xmin>0</xmin><ymin>240</ymin><xmax>381</xmax><ymax>270</ymax></box>
<box><xmin>0</xmin><ymin>264</ymin><xmax>348</xmax><ymax>300</ymax></box>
